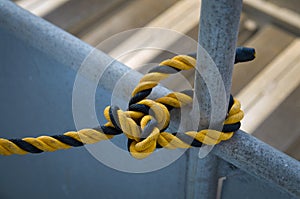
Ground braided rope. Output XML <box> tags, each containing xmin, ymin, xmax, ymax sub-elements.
<box><xmin>0</xmin><ymin>47</ymin><xmax>255</xmax><ymax>159</ymax></box>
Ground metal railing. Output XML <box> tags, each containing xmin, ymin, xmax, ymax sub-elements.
<box><xmin>191</xmin><ymin>1</ymin><xmax>300</xmax><ymax>198</ymax></box>
<box><xmin>0</xmin><ymin>0</ymin><xmax>299</xmax><ymax>198</ymax></box>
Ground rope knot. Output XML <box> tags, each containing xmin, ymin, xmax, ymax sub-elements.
<box><xmin>102</xmin><ymin>54</ymin><xmax>246</xmax><ymax>159</ymax></box>
<box><xmin>0</xmin><ymin>47</ymin><xmax>257</xmax><ymax>157</ymax></box>
<box><xmin>105</xmin><ymin>98</ymin><xmax>173</xmax><ymax>159</ymax></box>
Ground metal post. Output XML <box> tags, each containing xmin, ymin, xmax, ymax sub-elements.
<box><xmin>192</xmin><ymin>0</ymin><xmax>243</xmax><ymax>198</ymax></box>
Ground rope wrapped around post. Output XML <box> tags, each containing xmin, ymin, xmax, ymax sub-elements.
<box><xmin>0</xmin><ymin>47</ymin><xmax>255</xmax><ymax>159</ymax></box>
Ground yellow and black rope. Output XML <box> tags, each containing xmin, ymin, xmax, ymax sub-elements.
<box><xmin>0</xmin><ymin>47</ymin><xmax>255</xmax><ymax>159</ymax></box>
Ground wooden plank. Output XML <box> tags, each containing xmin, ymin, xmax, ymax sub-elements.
<box><xmin>16</xmin><ymin>0</ymin><xmax>48</xmax><ymax>10</ymax></box>
<box><xmin>80</xmin><ymin>0</ymin><xmax>179</xmax><ymax>46</ymax></box>
<box><xmin>43</xmin><ymin>0</ymin><xmax>126</xmax><ymax>34</ymax></box>
<box><xmin>243</xmin><ymin>0</ymin><xmax>300</xmax><ymax>35</ymax></box>
<box><xmin>232</xmin><ymin>25</ymin><xmax>295</xmax><ymax>95</ymax></box>
<box><xmin>107</xmin><ymin>0</ymin><xmax>200</xmax><ymax>67</ymax></box>
<box><xmin>97</xmin><ymin>0</ymin><xmax>200</xmax><ymax>93</ymax></box>
<box><xmin>265</xmin><ymin>0</ymin><xmax>300</xmax><ymax>14</ymax></box>
<box><xmin>253</xmin><ymin>85</ymin><xmax>300</xmax><ymax>159</ymax></box>
<box><xmin>237</xmin><ymin>39</ymin><xmax>300</xmax><ymax>147</ymax></box>
<box><xmin>237</xmin><ymin>17</ymin><xmax>258</xmax><ymax>46</ymax></box>
<box><xmin>15</xmin><ymin>0</ymin><xmax>69</xmax><ymax>17</ymax></box>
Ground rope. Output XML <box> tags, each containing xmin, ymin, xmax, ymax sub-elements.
<box><xmin>0</xmin><ymin>47</ymin><xmax>255</xmax><ymax>159</ymax></box>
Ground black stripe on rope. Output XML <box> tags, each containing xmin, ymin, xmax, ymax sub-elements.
<box><xmin>109</xmin><ymin>106</ymin><xmax>122</xmax><ymax>131</ymax></box>
<box><xmin>128</xmin><ymin>104</ymin><xmax>150</xmax><ymax>115</ymax></box>
<box><xmin>94</xmin><ymin>126</ymin><xmax>123</xmax><ymax>135</ymax></box>
<box><xmin>188</xmin><ymin>47</ymin><xmax>255</xmax><ymax>64</ymax></box>
<box><xmin>52</xmin><ymin>135</ymin><xmax>84</xmax><ymax>147</ymax></box>
<box><xmin>222</xmin><ymin>122</ymin><xmax>241</xmax><ymax>133</ymax></box>
<box><xmin>10</xmin><ymin>139</ymin><xmax>43</xmax><ymax>153</ymax></box>
<box><xmin>129</xmin><ymin>103</ymin><xmax>171</xmax><ymax>132</ymax></box>
<box><xmin>127</xmin><ymin>139</ymin><xmax>133</xmax><ymax>152</ymax></box>
<box><xmin>129</xmin><ymin>89</ymin><xmax>152</xmax><ymax>106</ymax></box>
<box><xmin>161</xmin><ymin>104</ymin><xmax>174</xmax><ymax>112</ymax></box>
<box><xmin>148</xmin><ymin>65</ymin><xmax>180</xmax><ymax>74</ymax></box>
<box><xmin>175</xmin><ymin>133</ymin><xmax>203</xmax><ymax>147</ymax></box>
<box><xmin>228</xmin><ymin>95</ymin><xmax>234</xmax><ymax>113</ymax></box>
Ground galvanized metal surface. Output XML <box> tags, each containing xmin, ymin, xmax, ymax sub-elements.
<box><xmin>221</xmin><ymin>166</ymin><xmax>298</xmax><ymax>199</ymax></box>
<box><xmin>0</xmin><ymin>37</ymin><xmax>187</xmax><ymax>198</ymax></box>
<box><xmin>213</xmin><ymin>130</ymin><xmax>300</xmax><ymax>198</ymax></box>
<box><xmin>195</xmin><ymin>0</ymin><xmax>243</xmax><ymax>116</ymax></box>
<box><xmin>0</xmin><ymin>1</ymin><xmax>299</xmax><ymax>199</ymax></box>
<box><xmin>0</xmin><ymin>0</ymin><xmax>170</xmax><ymax>101</ymax></box>
<box><xmin>191</xmin><ymin>0</ymin><xmax>243</xmax><ymax>198</ymax></box>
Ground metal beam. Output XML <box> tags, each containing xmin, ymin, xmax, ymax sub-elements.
<box><xmin>213</xmin><ymin>130</ymin><xmax>300</xmax><ymax>198</ymax></box>
<box><xmin>0</xmin><ymin>0</ymin><xmax>171</xmax><ymax>102</ymax></box>
<box><xmin>243</xmin><ymin>0</ymin><xmax>300</xmax><ymax>36</ymax></box>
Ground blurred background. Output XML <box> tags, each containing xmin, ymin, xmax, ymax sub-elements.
<box><xmin>13</xmin><ymin>0</ymin><xmax>300</xmax><ymax>160</ymax></box>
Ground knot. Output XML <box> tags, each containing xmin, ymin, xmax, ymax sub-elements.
<box><xmin>102</xmin><ymin>54</ymin><xmax>245</xmax><ymax>159</ymax></box>
<box><xmin>129</xmin><ymin>115</ymin><xmax>160</xmax><ymax>159</ymax></box>
<box><xmin>104</xmin><ymin>98</ymin><xmax>173</xmax><ymax>159</ymax></box>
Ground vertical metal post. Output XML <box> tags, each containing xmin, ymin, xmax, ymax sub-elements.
<box><xmin>190</xmin><ymin>0</ymin><xmax>243</xmax><ymax>198</ymax></box>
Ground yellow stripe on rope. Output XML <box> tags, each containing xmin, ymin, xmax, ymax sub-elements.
<box><xmin>0</xmin><ymin>139</ymin><xmax>27</xmax><ymax>155</ymax></box>
<box><xmin>129</xmin><ymin>140</ymin><xmax>157</xmax><ymax>159</ymax></box>
<box><xmin>138</xmin><ymin>99</ymin><xmax>170</xmax><ymax>130</ymax></box>
<box><xmin>159</xmin><ymin>56</ymin><xmax>195</xmax><ymax>70</ymax></box>
<box><xmin>140</xmin><ymin>72</ymin><xmax>170</xmax><ymax>83</ymax></box>
<box><xmin>156</xmin><ymin>92</ymin><xmax>193</xmax><ymax>108</ymax></box>
<box><xmin>173</xmin><ymin>55</ymin><xmax>197</xmax><ymax>67</ymax></box>
<box><xmin>158</xmin><ymin>132</ymin><xmax>191</xmax><ymax>149</ymax></box>
<box><xmin>224</xmin><ymin>110</ymin><xmax>244</xmax><ymax>124</ymax></box>
<box><xmin>131</xmin><ymin>81</ymin><xmax>158</xmax><ymax>97</ymax></box>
